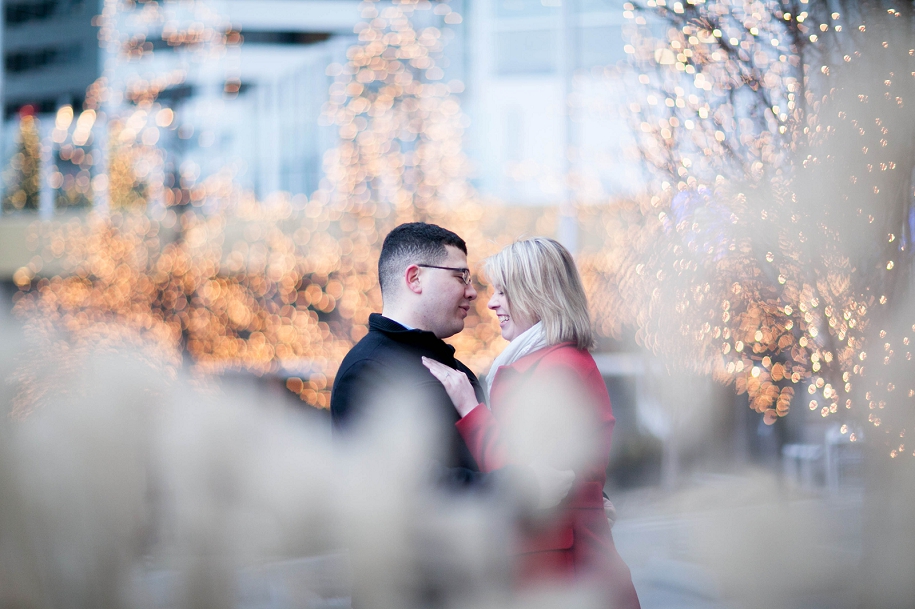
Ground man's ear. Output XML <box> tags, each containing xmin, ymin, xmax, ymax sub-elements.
<box><xmin>404</xmin><ymin>264</ymin><xmax>423</xmax><ymax>294</ymax></box>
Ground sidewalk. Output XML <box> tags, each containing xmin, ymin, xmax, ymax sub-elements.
<box><xmin>611</xmin><ymin>472</ymin><xmax>863</xmax><ymax>609</ymax></box>
<box><xmin>131</xmin><ymin>471</ymin><xmax>863</xmax><ymax>609</ymax></box>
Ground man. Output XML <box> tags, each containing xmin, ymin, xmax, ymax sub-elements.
<box><xmin>331</xmin><ymin>222</ymin><xmax>486</xmax><ymax>487</ymax></box>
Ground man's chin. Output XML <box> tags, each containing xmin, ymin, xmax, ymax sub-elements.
<box><xmin>435</xmin><ymin>322</ymin><xmax>465</xmax><ymax>339</ymax></box>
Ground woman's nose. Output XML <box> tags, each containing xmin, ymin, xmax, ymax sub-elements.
<box><xmin>487</xmin><ymin>294</ymin><xmax>498</xmax><ymax>309</ymax></box>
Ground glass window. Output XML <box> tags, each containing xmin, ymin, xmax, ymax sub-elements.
<box><xmin>4</xmin><ymin>44</ymin><xmax>82</xmax><ymax>74</ymax></box>
<box><xmin>5</xmin><ymin>0</ymin><xmax>84</xmax><ymax>26</ymax></box>
<box><xmin>5</xmin><ymin>1</ymin><xmax>58</xmax><ymax>25</ymax></box>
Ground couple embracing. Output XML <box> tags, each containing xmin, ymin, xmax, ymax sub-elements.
<box><xmin>331</xmin><ymin>222</ymin><xmax>640</xmax><ymax>608</ymax></box>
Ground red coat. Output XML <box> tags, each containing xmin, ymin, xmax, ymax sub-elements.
<box><xmin>456</xmin><ymin>343</ymin><xmax>640</xmax><ymax>607</ymax></box>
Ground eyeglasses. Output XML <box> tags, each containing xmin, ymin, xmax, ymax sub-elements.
<box><xmin>417</xmin><ymin>264</ymin><xmax>472</xmax><ymax>285</ymax></box>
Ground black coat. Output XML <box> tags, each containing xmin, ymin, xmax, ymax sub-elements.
<box><xmin>331</xmin><ymin>313</ymin><xmax>488</xmax><ymax>488</ymax></box>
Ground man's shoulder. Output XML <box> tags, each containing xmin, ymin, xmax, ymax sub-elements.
<box><xmin>337</xmin><ymin>331</ymin><xmax>392</xmax><ymax>374</ymax></box>
<box><xmin>337</xmin><ymin>327</ymin><xmax>432</xmax><ymax>375</ymax></box>
<box><xmin>331</xmin><ymin>332</ymin><xmax>400</xmax><ymax>423</ymax></box>
<box><xmin>336</xmin><ymin>324</ymin><xmax>477</xmax><ymax>384</ymax></box>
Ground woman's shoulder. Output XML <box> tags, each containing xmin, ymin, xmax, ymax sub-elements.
<box><xmin>517</xmin><ymin>342</ymin><xmax>597</xmax><ymax>372</ymax></box>
<box><xmin>544</xmin><ymin>343</ymin><xmax>598</xmax><ymax>368</ymax></box>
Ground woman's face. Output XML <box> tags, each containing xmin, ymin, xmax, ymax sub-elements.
<box><xmin>488</xmin><ymin>285</ymin><xmax>536</xmax><ymax>342</ymax></box>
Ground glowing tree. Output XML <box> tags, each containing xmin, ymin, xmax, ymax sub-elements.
<box><xmin>585</xmin><ymin>0</ymin><xmax>915</xmax><ymax>453</ymax></box>
<box><xmin>50</xmin><ymin>105</ymin><xmax>95</xmax><ymax>211</ymax></box>
<box><xmin>2</xmin><ymin>112</ymin><xmax>42</xmax><ymax>213</ymax></box>
<box><xmin>312</xmin><ymin>0</ymin><xmax>519</xmax><ymax>371</ymax></box>
<box><xmin>10</xmin><ymin>0</ymin><xmax>519</xmax><ymax>412</ymax></box>
<box><xmin>10</xmin><ymin>0</ymin><xmax>347</xmax><ymax>412</ymax></box>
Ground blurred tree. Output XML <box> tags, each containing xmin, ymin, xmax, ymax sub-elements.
<box><xmin>9</xmin><ymin>1</ymin><xmax>357</xmax><ymax>412</ymax></box>
<box><xmin>107</xmin><ymin>120</ymin><xmax>152</xmax><ymax>211</ymax></box>
<box><xmin>594</xmin><ymin>0</ymin><xmax>915</xmax><ymax>453</ymax></box>
<box><xmin>9</xmin><ymin>0</ymin><xmax>520</xmax><ymax>413</ymax></box>
<box><xmin>313</xmin><ymin>0</ymin><xmax>514</xmax><ymax>372</ymax></box>
<box><xmin>604</xmin><ymin>5</ymin><xmax>915</xmax><ymax>602</ymax></box>
<box><xmin>2</xmin><ymin>113</ymin><xmax>42</xmax><ymax>213</ymax></box>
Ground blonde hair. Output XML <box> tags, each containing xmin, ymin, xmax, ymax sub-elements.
<box><xmin>484</xmin><ymin>237</ymin><xmax>594</xmax><ymax>350</ymax></box>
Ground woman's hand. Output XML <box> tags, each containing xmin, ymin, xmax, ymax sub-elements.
<box><xmin>421</xmin><ymin>357</ymin><xmax>480</xmax><ymax>418</ymax></box>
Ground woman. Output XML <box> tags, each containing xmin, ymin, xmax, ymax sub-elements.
<box><xmin>423</xmin><ymin>237</ymin><xmax>640</xmax><ymax>607</ymax></box>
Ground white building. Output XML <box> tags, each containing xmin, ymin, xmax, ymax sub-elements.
<box><xmin>2</xmin><ymin>0</ymin><xmax>639</xmax><ymax>213</ymax></box>
<box><xmin>173</xmin><ymin>0</ymin><xmax>363</xmax><ymax>199</ymax></box>
<box><xmin>465</xmin><ymin>0</ymin><xmax>640</xmax><ymax>207</ymax></box>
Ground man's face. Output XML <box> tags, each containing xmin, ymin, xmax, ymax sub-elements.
<box><xmin>417</xmin><ymin>245</ymin><xmax>477</xmax><ymax>339</ymax></box>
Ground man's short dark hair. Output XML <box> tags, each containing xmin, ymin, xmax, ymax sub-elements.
<box><xmin>378</xmin><ymin>223</ymin><xmax>467</xmax><ymax>296</ymax></box>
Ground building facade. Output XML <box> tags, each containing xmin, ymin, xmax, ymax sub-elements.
<box><xmin>3</xmin><ymin>0</ymin><xmax>101</xmax><ymax>117</ymax></box>
<box><xmin>1</xmin><ymin>0</ymin><xmax>639</xmax><ymax>218</ymax></box>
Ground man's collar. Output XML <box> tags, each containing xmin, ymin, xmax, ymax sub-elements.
<box><xmin>385</xmin><ymin>316</ymin><xmax>414</xmax><ymax>330</ymax></box>
<box><xmin>368</xmin><ymin>313</ymin><xmax>456</xmax><ymax>358</ymax></box>
<box><xmin>369</xmin><ymin>313</ymin><xmax>417</xmax><ymax>334</ymax></box>
<box><xmin>378</xmin><ymin>309</ymin><xmax>417</xmax><ymax>331</ymax></box>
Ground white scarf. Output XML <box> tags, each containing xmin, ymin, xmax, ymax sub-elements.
<box><xmin>483</xmin><ymin>321</ymin><xmax>549</xmax><ymax>403</ymax></box>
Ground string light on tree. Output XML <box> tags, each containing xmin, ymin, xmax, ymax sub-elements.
<box><xmin>584</xmin><ymin>0</ymin><xmax>915</xmax><ymax>454</ymax></box>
